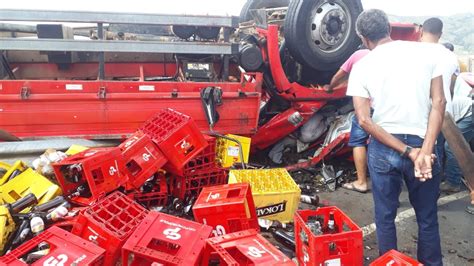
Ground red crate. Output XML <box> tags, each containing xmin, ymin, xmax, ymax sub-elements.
<box><xmin>71</xmin><ymin>191</ymin><xmax>148</xmax><ymax>266</ymax></box>
<box><xmin>0</xmin><ymin>226</ymin><xmax>105</xmax><ymax>266</ymax></box>
<box><xmin>171</xmin><ymin>167</ymin><xmax>228</xmax><ymax>200</ymax></box>
<box><xmin>193</xmin><ymin>183</ymin><xmax>259</xmax><ymax>237</ymax></box>
<box><xmin>52</xmin><ymin>147</ymin><xmax>127</xmax><ymax>206</ymax></box>
<box><xmin>131</xmin><ymin>175</ymin><xmax>168</xmax><ymax>209</ymax></box>
<box><xmin>140</xmin><ymin>108</ymin><xmax>208</xmax><ymax>171</ymax></box>
<box><xmin>201</xmin><ymin>229</ymin><xmax>294</xmax><ymax>266</ymax></box>
<box><xmin>166</xmin><ymin>135</ymin><xmax>217</xmax><ymax>176</ymax></box>
<box><xmin>122</xmin><ymin>211</ymin><xmax>213</xmax><ymax>265</ymax></box>
<box><xmin>370</xmin><ymin>250</ymin><xmax>422</xmax><ymax>266</ymax></box>
<box><xmin>294</xmin><ymin>207</ymin><xmax>363</xmax><ymax>266</ymax></box>
<box><xmin>119</xmin><ymin>131</ymin><xmax>168</xmax><ymax>190</ymax></box>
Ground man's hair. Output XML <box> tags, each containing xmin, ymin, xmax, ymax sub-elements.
<box><xmin>356</xmin><ymin>9</ymin><xmax>390</xmax><ymax>42</ymax></box>
<box><xmin>443</xmin><ymin>42</ymin><xmax>454</xmax><ymax>52</ymax></box>
<box><xmin>422</xmin><ymin>17</ymin><xmax>443</xmax><ymax>35</ymax></box>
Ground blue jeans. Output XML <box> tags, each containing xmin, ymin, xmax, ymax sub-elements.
<box><xmin>444</xmin><ymin>115</ymin><xmax>474</xmax><ymax>186</ymax></box>
<box><xmin>368</xmin><ymin>134</ymin><xmax>442</xmax><ymax>265</ymax></box>
<box><xmin>348</xmin><ymin>114</ymin><xmax>369</xmax><ymax>147</ymax></box>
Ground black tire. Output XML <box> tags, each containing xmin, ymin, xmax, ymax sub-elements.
<box><xmin>239</xmin><ymin>0</ymin><xmax>290</xmax><ymax>23</ymax></box>
<box><xmin>196</xmin><ymin>26</ymin><xmax>221</xmax><ymax>40</ymax></box>
<box><xmin>172</xmin><ymin>25</ymin><xmax>196</xmax><ymax>39</ymax></box>
<box><xmin>284</xmin><ymin>0</ymin><xmax>363</xmax><ymax>71</ymax></box>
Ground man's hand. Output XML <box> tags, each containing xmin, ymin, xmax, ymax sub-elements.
<box><xmin>323</xmin><ymin>85</ymin><xmax>334</xmax><ymax>93</ymax></box>
<box><xmin>408</xmin><ymin>148</ymin><xmax>421</xmax><ymax>162</ymax></box>
<box><xmin>414</xmin><ymin>151</ymin><xmax>434</xmax><ymax>181</ymax></box>
<box><xmin>471</xmin><ymin>190</ymin><xmax>474</xmax><ymax>205</ymax></box>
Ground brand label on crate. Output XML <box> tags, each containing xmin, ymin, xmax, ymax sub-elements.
<box><xmin>211</xmin><ymin>225</ymin><xmax>226</xmax><ymax>237</ymax></box>
<box><xmin>256</xmin><ymin>202</ymin><xmax>286</xmax><ymax>217</ymax></box>
<box><xmin>159</xmin><ymin>219</ymin><xmax>197</xmax><ymax>232</ymax></box>
<box><xmin>227</xmin><ymin>146</ymin><xmax>240</xmax><ymax>157</ymax></box>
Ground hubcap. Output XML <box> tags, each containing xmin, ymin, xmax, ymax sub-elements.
<box><xmin>310</xmin><ymin>0</ymin><xmax>352</xmax><ymax>53</ymax></box>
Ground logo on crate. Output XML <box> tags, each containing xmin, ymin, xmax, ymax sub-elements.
<box><xmin>142</xmin><ymin>153</ymin><xmax>151</xmax><ymax>161</ymax></box>
<box><xmin>256</xmin><ymin>202</ymin><xmax>287</xmax><ymax>217</ymax></box>
<box><xmin>247</xmin><ymin>246</ymin><xmax>266</xmax><ymax>258</ymax></box>
<box><xmin>43</xmin><ymin>254</ymin><xmax>68</xmax><ymax>266</ymax></box>
<box><xmin>163</xmin><ymin>227</ymin><xmax>182</xmax><ymax>240</ymax></box>
<box><xmin>212</xmin><ymin>225</ymin><xmax>226</xmax><ymax>237</ymax></box>
<box><xmin>109</xmin><ymin>165</ymin><xmax>118</xmax><ymax>176</ymax></box>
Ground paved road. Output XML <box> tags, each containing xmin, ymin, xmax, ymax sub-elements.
<box><xmin>317</xmin><ymin>185</ymin><xmax>474</xmax><ymax>265</ymax></box>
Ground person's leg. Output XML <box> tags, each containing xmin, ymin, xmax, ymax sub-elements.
<box><xmin>444</xmin><ymin>116</ymin><xmax>474</xmax><ymax>188</ymax></box>
<box><xmin>367</xmin><ymin>137</ymin><xmax>402</xmax><ymax>255</ymax></box>
<box><xmin>403</xmin><ymin>135</ymin><xmax>442</xmax><ymax>265</ymax></box>
<box><xmin>352</xmin><ymin>146</ymin><xmax>368</xmax><ymax>188</ymax></box>
<box><xmin>346</xmin><ymin>114</ymin><xmax>369</xmax><ymax>192</ymax></box>
<box><xmin>434</xmin><ymin>133</ymin><xmax>445</xmax><ymax>181</ymax></box>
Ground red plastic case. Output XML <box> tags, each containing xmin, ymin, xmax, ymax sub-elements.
<box><xmin>52</xmin><ymin>147</ymin><xmax>127</xmax><ymax>206</ymax></box>
<box><xmin>0</xmin><ymin>226</ymin><xmax>105</xmax><ymax>266</ymax></box>
<box><xmin>193</xmin><ymin>183</ymin><xmax>259</xmax><ymax>237</ymax></box>
<box><xmin>171</xmin><ymin>167</ymin><xmax>228</xmax><ymax>200</ymax></box>
<box><xmin>130</xmin><ymin>174</ymin><xmax>168</xmax><ymax>209</ymax></box>
<box><xmin>140</xmin><ymin>108</ymin><xmax>208</xmax><ymax>171</ymax></box>
<box><xmin>71</xmin><ymin>191</ymin><xmax>148</xmax><ymax>266</ymax></box>
<box><xmin>122</xmin><ymin>211</ymin><xmax>213</xmax><ymax>265</ymax></box>
<box><xmin>370</xmin><ymin>250</ymin><xmax>423</xmax><ymax>266</ymax></box>
<box><xmin>119</xmin><ymin>131</ymin><xmax>167</xmax><ymax>190</ymax></box>
<box><xmin>294</xmin><ymin>207</ymin><xmax>363</xmax><ymax>266</ymax></box>
<box><xmin>201</xmin><ymin>229</ymin><xmax>294</xmax><ymax>266</ymax></box>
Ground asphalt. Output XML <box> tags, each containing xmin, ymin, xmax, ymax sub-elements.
<box><xmin>317</xmin><ymin>185</ymin><xmax>474</xmax><ymax>265</ymax></box>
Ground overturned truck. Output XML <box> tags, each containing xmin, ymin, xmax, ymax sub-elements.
<box><xmin>0</xmin><ymin>0</ymin><xmax>422</xmax><ymax>169</ymax></box>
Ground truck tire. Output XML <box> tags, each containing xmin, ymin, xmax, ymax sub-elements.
<box><xmin>239</xmin><ymin>0</ymin><xmax>290</xmax><ymax>23</ymax></box>
<box><xmin>284</xmin><ymin>0</ymin><xmax>363</xmax><ymax>71</ymax></box>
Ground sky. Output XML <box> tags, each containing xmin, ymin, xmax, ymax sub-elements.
<box><xmin>1</xmin><ymin>0</ymin><xmax>473</xmax><ymax>17</ymax></box>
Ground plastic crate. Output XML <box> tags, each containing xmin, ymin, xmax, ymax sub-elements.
<box><xmin>294</xmin><ymin>207</ymin><xmax>363</xmax><ymax>266</ymax></box>
<box><xmin>0</xmin><ymin>168</ymin><xmax>61</xmax><ymax>208</ymax></box>
<box><xmin>0</xmin><ymin>226</ymin><xmax>105</xmax><ymax>266</ymax></box>
<box><xmin>71</xmin><ymin>191</ymin><xmax>148</xmax><ymax>266</ymax></box>
<box><xmin>171</xmin><ymin>167</ymin><xmax>228</xmax><ymax>200</ymax></box>
<box><xmin>228</xmin><ymin>168</ymin><xmax>301</xmax><ymax>223</ymax></box>
<box><xmin>140</xmin><ymin>108</ymin><xmax>208</xmax><ymax>171</ymax></box>
<box><xmin>216</xmin><ymin>134</ymin><xmax>251</xmax><ymax>168</ymax></box>
<box><xmin>165</xmin><ymin>135</ymin><xmax>217</xmax><ymax>176</ymax></box>
<box><xmin>131</xmin><ymin>174</ymin><xmax>168</xmax><ymax>209</ymax></box>
<box><xmin>201</xmin><ymin>229</ymin><xmax>294</xmax><ymax>266</ymax></box>
<box><xmin>370</xmin><ymin>250</ymin><xmax>422</xmax><ymax>266</ymax></box>
<box><xmin>193</xmin><ymin>183</ymin><xmax>259</xmax><ymax>237</ymax></box>
<box><xmin>0</xmin><ymin>160</ymin><xmax>27</xmax><ymax>186</ymax></box>
<box><xmin>119</xmin><ymin>131</ymin><xmax>168</xmax><ymax>190</ymax></box>
<box><xmin>52</xmin><ymin>147</ymin><xmax>127</xmax><ymax>206</ymax></box>
<box><xmin>122</xmin><ymin>211</ymin><xmax>212</xmax><ymax>265</ymax></box>
<box><xmin>0</xmin><ymin>206</ymin><xmax>15</xmax><ymax>253</ymax></box>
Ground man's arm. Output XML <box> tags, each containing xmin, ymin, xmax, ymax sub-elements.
<box><xmin>324</xmin><ymin>69</ymin><xmax>348</xmax><ymax>92</ymax></box>
<box><xmin>421</xmin><ymin>76</ymin><xmax>446</xmax><ymax>155</ymax></box>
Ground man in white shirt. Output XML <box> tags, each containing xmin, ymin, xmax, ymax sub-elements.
<box><xmin>419</xmin><ymin>18</ymin><xmax>460</xmax><ymax>181</ymax></box>
<box><xmin>347</xmin><ymin>9</ymin><xmax>446</xmax><ymax>265</ymax></box>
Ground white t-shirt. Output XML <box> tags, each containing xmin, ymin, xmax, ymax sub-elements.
<box><xmin>428</xmin><ymin>43</ymin><xmax>459</xmax><ymax>115</ymax></box>
<box><xmin>452</xmin><ymin>77</ymin><xmax>472</xmax><ymax>121</ymax></box>
<box><xmin>347</xmin><ymin>41</ymin><xmax>444</xmax><ymax>138</ymax></box>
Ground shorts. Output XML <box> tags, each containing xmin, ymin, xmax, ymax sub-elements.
<box><xmin>348</xmin><ymin>114</ymin><xmax>369</xmax><ymax>147</ymax></box>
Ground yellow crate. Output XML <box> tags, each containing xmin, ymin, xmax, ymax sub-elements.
<box><xmin>0</xmin><ymin>168</ymin><xmax>62</xmax><ymax>211</ymax></box>
<box><xmin>0</xmin><ymin>206</ymin><xmax>15</xmax><ymax>253</ymax></box>
<box><xmin>0</xmin><ymin>160</ymin><xmax>27</xmax><ymax>186</ymax></box>
<box><xmin>228</xmin><ymin>168</ymin><xmax>301</xmax><ymax>223</ymax></box>
<box><xmin>216</xmin><ymin>134</ymin><xmax>251</xmax><ymax>168</ymax></box>
<box><xmin>65</xmin><ymin>144</ymin><xmax>88</xmax><ymax>155</ymax></box>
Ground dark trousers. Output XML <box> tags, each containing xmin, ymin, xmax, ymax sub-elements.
<box><xmin>368</xmin><ymin>134</ymin><xmax>442</xmax><ymax>265</ymax></box>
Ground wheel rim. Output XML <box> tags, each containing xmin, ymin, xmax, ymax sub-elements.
<box><xmin>309</xmin><ymin>0</ymin><xmax>352</xmax><ymax>54</ymax></box>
